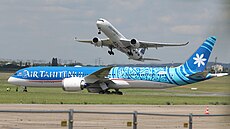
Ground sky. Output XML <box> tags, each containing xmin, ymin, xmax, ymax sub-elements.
<box><xmin>0</xmin><ymin>0</ymin><xmax>229</xmax><ymax>65</ymax></box>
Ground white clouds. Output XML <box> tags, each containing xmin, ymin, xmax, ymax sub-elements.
<box><xmin>41</xmin><ymin>5</ymin><xmax>73</xmax><ymax>13</ymax></box>
<box><xmin>170</xmin><ymin>25</ymin><xmax>204</xmax><ymax>35</ymax></box>
<box><xmin>0</xmin><ymin>0</ymin><xmax>229</xmax><ymax>64</ymax></box>
<box><xmin>109</xmin><ymin>0</ymin><xmax>145</xmax><ymax>11</ymax></box>
<box><xmin>194</xmin><ymin>8</ymin><xmax>212</xmax><ymax>20</ymax></box>
<box><xmin>158</xmin><ymin>16</ymin><xmax>173</xmax><ymax>24</ymax></box>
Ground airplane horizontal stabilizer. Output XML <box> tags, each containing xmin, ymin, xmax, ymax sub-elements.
<box><xmin>186</xmin><ymin>71</ymin><xmax>209</xmax><ymax>80</ymax></box>
<box><xmin>210</xmin><ymin>73</ymin><xmax>228</xmax><ymax>77</ymax></box>
<box><xmin>141</xmin><ymin>58</ymin><xmax>160</xmax><ymax>61</ymax></box>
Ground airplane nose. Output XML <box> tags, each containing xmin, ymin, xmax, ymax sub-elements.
<box><xmin>8</xmin><ymin>77</ymin><xmax>16</xmax><ymax>84</ymax></box>
<box><xmin>96</xmin><ymin>20</ymin><xmax>101</xmax><ymax>26</ymax></box>
<box><xmin>8</xmin><ymin>77</ymin><xmax>13</xmax><ymax>83</ymax></box>
<box><xmin>96</xmin><ymin>18</ymin><xmax>105</xmax><ymax>25</ymax></box>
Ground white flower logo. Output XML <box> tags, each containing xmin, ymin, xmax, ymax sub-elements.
<box><xmin>193</xmin><ymin>53</ymin><xmax>207</xmax><ymax>67</ymax></box>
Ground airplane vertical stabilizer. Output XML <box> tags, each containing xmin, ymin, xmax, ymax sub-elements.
<box><xmin>181</xmin><ymin>36</ymin><xmax>216</xmax><ymax>74</ymax></box>
<box><xmin>139</xmin><ymin>48</ymin><xmax>146</xmax><ymax>55</ymax></box>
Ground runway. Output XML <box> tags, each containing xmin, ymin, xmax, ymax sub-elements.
<box><xmin>0</xmin><ymin>104</ymin><xmax>229</xmax><ymax>129</ymax></box>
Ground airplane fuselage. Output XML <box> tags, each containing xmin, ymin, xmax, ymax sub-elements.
<box><xmin>8</xmin><ymin>65</ymin><xmax>213</xmax><ymax>90</ymax></box>
<box><xmin>96</xmin><ymin>19</ymin><xmax>143</xmax><ymax>60</ymax></box>
<box><xmin>8</xmin><ymin>36</ymin><xmax>225</xmax><ymax>94</ymax></box>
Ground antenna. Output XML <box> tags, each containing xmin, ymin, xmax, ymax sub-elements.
<box><xmin>214</xmin><ymin>57</ymin><xmax>218</xmax><ymax>74</ymax></box>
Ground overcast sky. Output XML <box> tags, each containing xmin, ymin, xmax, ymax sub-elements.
<box><xmin>0</xmin><ymin>0</ymin><xmax>229</xmax><ymax>65</ymax></box>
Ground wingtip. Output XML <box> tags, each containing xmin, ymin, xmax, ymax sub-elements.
<box><xmin>156</xmin><ymin>59</ymin><xmax>161</xmax><ymax>61</ymax></box>
<box><xmin>185</xmin><ymin>41</ymin><xmax>189</xmax><ymax>45</ymax></box>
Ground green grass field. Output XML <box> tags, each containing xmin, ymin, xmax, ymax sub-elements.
<box><xmin>0</xmin><ymin>72</ymin><xmax>229</xmax><ymax>105</ymax></box>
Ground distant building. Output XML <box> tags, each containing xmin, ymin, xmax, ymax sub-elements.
<box><xmin>211</xmin><ymin>64</ymin><xmax>224</xmax><ymax>73</ymax></box>
<box><xmin>52</xmin><ymin>58</ymin><xmax>58</xmax><ymax>66</ymax></box>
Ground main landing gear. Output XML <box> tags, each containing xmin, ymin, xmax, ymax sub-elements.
<box><xmin>113</xmin><ymin>89</ymin><xmax>123</xmax><ymax>95</ymax></box>
<box><xmin>99</xmin><ymin>89</ymin><xmax>123</xmax><ymax>95</ymax></box>
<box><xmin>127</xmin><ymin>49</ymin><xmax>133</xmax><ymax>56</ymax></box>
<box><xmin>108</xmin><ymin>50</ymin><xmax>114</xmax><ymax>55</ymax></box>
<box><xmin>108</xmin><ymin>47</ymin><xmax>114</xmax><ymax>55</ymax></box>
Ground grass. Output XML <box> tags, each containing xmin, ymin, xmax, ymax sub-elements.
<box><xmin>0</xmin><ymin>72</ymin><xmax>229</xmax><ymax>105</ymax></box>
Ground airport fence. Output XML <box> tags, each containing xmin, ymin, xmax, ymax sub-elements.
<box><xmin>0</xmin><ymin>109</ymin><xmax>229</xmax><ymax>129</ymax></box>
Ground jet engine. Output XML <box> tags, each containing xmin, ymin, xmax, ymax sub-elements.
<box><xmin>92</xmin><ymin>37</ymin><xmax>102</xmax><ymax>47</ymax></box>
<box><xmin>130</xmin><ymin>39</ymin><xmax>140</xmax><ymax>48</ymax></box>
<box><xmin>62</xmin><ymin>77</ymin><xmax>85</xmax><ymax>92</ymax></box>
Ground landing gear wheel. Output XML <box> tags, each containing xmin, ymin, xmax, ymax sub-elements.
<box><xmin>114</xmin><ymin>89</ymin><xmax>123</xmax><ymax>95</ymax></box>
<box><xmin>99</xmin><ymin>90</ymin><xmax>111</xmax><ymax>94</ymax></box>
<box><xmin>98</xmin><ymin>31</ymin><xmax>101</xmax><ymax>34</ymax></box>
<box><xmin>127</xmin><ymin>51</ymin><xmax>133</xmax><ymax>56</ymax></box>
<box><xmin>23</xmin><ymin>86</ymin><xmax>28</xmax><ymax>92</ymax></box>
<box><xmin>117</xmin><ymin>91</ymin><xmax>123</xmax><ymax>95</ymax></box>
<box><xmin>105</xmin><ymin>90</ymin><xmax>111</xmax><ymax>94</ymax></box>
<box><xmin>108</xmin><ymin>50</ymin><xmax>114</xmax><ymax>55</ymax></box>
<box><xmin>99</xmin><ymin>91</ymin><xmax>105</xmax><ymax>94</ymax></box>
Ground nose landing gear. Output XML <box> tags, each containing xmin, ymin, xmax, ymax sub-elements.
<box><xmin>98</xmin><ymin>28</ymin><xmax>101</xmax><ymax>34</ymax></box>
<box><xmin>108</xmin><ymin>46</ymin><xmax>114</xmax><ymax>55</ymax></box>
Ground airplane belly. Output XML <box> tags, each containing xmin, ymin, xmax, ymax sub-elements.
<box><xmin>110</xmin><ymin>39</ymin><xmax>126</xmax><ymax>49</ymax></box>
<box><xmin>8</xmin><ymin>77</ymin><xmax>62</xmax><ymax>87</ymax></box>
<box><xmin>109</xmin><ymin>79</ymin><xmax>176</xmax><ymax>89</ymax></box>
<box><xmin>27</xmin><ymin>80</ymin><xmax>62</xmax><ymax>87</ymax></box>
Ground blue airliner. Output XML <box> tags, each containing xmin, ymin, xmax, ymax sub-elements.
<box><xmin>8</xmin><ymin>36</ymin><xmax>228</xmax><ymax>94</ymax></box>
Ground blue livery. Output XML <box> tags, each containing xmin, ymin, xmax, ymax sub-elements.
<box><xmin>8</xmin><ymin>36</ymin><xmax>226</xmax><ymax>94</ymax></box>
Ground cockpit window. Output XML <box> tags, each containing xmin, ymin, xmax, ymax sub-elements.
<box><xmin>14</xmin><ymin>73</ymin><xmax>17</xmax><ymax>76</ymax></box>
<box><xmin>98</xmin><ymin>19</ymin><xmax>104</xmax><ymax>22</ymax></box>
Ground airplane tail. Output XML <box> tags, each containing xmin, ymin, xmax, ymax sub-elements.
<box><xmin>139</xmin><ymin>48</ymin><xmax>146</xmax><ymax>55</ymax></box>
<box><xmin>138</xmin><ymin>48</ymin><xmax>160</xmax><ymax>61</ymax></box>
<box><xmin>181</xmin><ymin>36</ymin><xmax>216</xmax><ymax>74</ymax></box>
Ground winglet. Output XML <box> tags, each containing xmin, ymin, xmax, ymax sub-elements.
<box><xmin>184</xmin><ymin>41</ymin><xmax>189</xmax><ymax>46</ymax></box>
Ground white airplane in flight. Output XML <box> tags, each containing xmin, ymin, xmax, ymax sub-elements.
<box><xmin>75</xmin><ymin>18</ymin><xmax>189</xmax><ymax>61</ymax></box>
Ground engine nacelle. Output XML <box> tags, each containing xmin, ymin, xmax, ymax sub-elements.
<box><xmin>62</xmin><ymin>77</ymin><xmax>85</xmax><ymax>92</ymax></box>
<box><xmin>92</xmin><ymin>37</ymin><xmax>102</xmax><ymax>47</ymax></box>
<box><xmin>130</xmin><ymin>39</ymin><xmax>140</xmax><ymax>48</ymax></box>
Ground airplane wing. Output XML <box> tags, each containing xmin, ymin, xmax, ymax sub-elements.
<box><xmin>74</xmin><ymin>37</ymin><xmax>112</xmax><ymax>47</ymax></box>
<box><xmin>139</xmin><ymin>41</ymin><xmax>189</xmax><ymax>48</ymax></box>
<box><xmin>84</xmin><ymin>66</ymin><xmax>113</xmax><ymax>83</ymax></box>
<box><xmin>120</xmin><ymin>38</ymin><xmax>189</xmax><ymax>48</ymax></box>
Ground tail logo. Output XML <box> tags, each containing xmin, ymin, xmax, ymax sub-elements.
<box><xmin>193</xmin><ymin>53</ymin><xmax>207</xmax><ymax>67</ymax></box>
